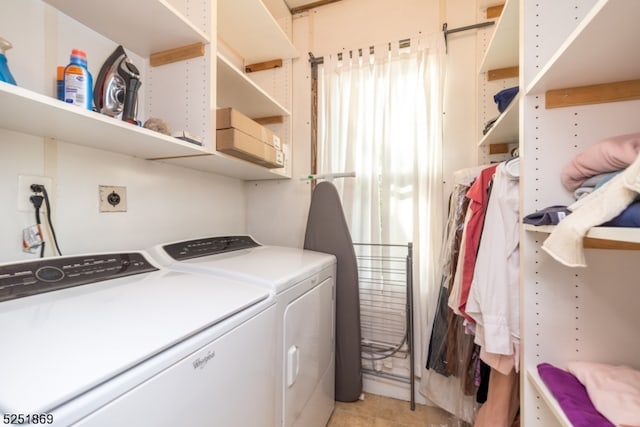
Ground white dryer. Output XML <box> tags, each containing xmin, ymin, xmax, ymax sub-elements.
<box><xmin>0</xmin><ymin>251</ymin><xmax>277</xmax><ymax>427</ymax></box>
<box><xmin>148</xmin><ymin>235</ymin><xmax>337</xmax><ymax>427</ymax></box>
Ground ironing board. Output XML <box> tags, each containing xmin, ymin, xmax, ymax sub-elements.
<box><xmin>304</xmin><ymin>181</ymin><xmax>363</xmax><ymax>402</ymax></box>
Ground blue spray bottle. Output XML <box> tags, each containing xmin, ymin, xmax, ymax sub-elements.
<box><xmin>0</xmin><ymin>37</ymin><xmax>17</xmax><ymax>85</ymax></box>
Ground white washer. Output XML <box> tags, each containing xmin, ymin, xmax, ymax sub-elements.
<box><xmin>148</xmin><ymin>235</ymin><xmax>337</xmax><ymax>427</ymax></box>
<box><xmin>0</xmin><ymin>251</ymin><xmax>277</xmax><ymax>427</ymax></box>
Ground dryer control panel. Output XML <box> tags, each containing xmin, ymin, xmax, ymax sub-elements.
<box><xmin>163</xmin><ymin>235</ymin><xmax>260</xmax><ymax>261</ymax></box>
<box><xmin>0</xmin><ymin>253</ymin><xmax>157</xmax><ymax>302</ymax></box>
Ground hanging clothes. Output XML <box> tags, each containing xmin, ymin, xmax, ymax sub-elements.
<box><xmin>457</xmin><ymin>164</ymin><xmax>498</xmax><ymax>322</ymax></box>
<box><xmin>465</xmin><ymin>158</ymin><xmax>520</xmax><ymax>375</ymax></box>
<box><xmin>426</xmin><ymin>183</ymin><xmax>470</xmax><ymax>375</ymax></box>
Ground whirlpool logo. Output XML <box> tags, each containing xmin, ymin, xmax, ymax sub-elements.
<box><xmin>192</xmin><ymin>350</ymin><xmax>216</xmax><ymax>370</ymax></box>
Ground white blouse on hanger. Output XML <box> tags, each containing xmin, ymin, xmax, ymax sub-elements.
<box><xmin>465</xmin><ymin>158</ymin><xmax>520</xmax><ymax>374</ymax></box>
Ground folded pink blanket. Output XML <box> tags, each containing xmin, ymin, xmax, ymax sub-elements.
<box><xmin>561</xmin><ymin>132</ymin><xmax>640</xmax><ymax>191</ymax></box>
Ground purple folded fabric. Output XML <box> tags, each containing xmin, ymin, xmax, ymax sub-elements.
<box><xmin>537</xmin><ymin>363</ymin><xmax>614</xmax><ymax>427</ymax></box>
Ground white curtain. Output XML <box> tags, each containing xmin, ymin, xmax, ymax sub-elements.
<box><xmin>317</xmin><ymin>34</ymin><xmax>446</xmax><ymax>388</ymax></box>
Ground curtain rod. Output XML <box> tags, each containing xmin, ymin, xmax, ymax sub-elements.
<box><xmin>310</xmin><ymin>19</ymin><xmax>495</xmax><ymax>64</ymax></box>
<box><xmin>442</xmin><ymin>21</ymin><xmax>495</xmax><ymax>52</ymax></box>
<box><xmin>308</xmin><ymin>38</ymin><xmax>412</xmax><ymax>68</ymax></box>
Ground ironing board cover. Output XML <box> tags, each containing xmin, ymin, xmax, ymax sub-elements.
<box><xmin>303</xmin><ymin>181</ymin><xmax>363</xmax><ymax>402</ymax></box>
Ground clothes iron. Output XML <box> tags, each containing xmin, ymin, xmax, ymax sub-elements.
<box><xmin>94</xmin><ymin>45</ymin><xmax>141</xmax><ymax>124</ymax></box>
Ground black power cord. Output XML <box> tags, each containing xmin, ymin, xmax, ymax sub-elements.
<box><xmin>30</xmin><ymin>184</ymin><xmax>63</xmax><ymax>256</ymax></box>
<box><xmin>29</xmin><ymin>194</ymin><xmax>45</xmax><ymax>258</ymax></box>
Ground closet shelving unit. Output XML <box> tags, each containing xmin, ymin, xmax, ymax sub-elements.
<box><xmin>206</xmin><ymin>0</ymin><xmax>297</xmax><ymax>180</ymax></box>
<box><xmin>0</xmin><ymin>0</ymin><xmax>210</xmax><ymax>160</ymax></box>
<box><xmin>521</xmin><ymin>0</ymin><xmax>640</xmax><ymax>425</ymax></box>
<box><xmin>155</xmin><ymin>0</ymin><xmax>297</xmax><ymax>180</ymax></box>
<box><xmin>477</xmin><ymin>0</ymin><xmax>519</xmax><ymax>152</ymax></box>
<box><xmin>1</xmin><ymin>0</ymin><xmax>295</xmax><ymax>181</ymax></box>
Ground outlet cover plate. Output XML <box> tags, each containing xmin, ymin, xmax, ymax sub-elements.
<box><xmin>99</xmin><ymin>185</ymin><xmax>127</xmax><ymax>212</ymax></box>
<box><xmin>18</xmin><ymin>175</ymin><xmax>53</xmax><ymax>212</ymax></box>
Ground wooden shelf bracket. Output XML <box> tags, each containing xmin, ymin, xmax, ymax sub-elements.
<box><xmin>245</xmin><ymin>59</ymin><xmax>283</xmax><ymax>73</ymax></box>
<box><xmin>488</xmin><ymin>66</ymin><xmax>519</xmax><ymax>81</ymax></box>
<box><xmin>150</xmin><ymin>42</ymin><xmax>205</xmax><ymax>67</ymax></box>
<box><xmin>546</xmin><ymin>79</ymin><xmax>640</xmax><ymax>109</ymax></box>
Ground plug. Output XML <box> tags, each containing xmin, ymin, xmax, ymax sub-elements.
<box><xmin>30</xmin><ymin>195</ymin><xmax>44</xmax><ymax>210</ymax></box>
<box><xmin>30</xmin><ymin>184</ymin><xmax>45</xmax><ymax>193</ymax></box>
<box><xmin>17</xmin><ymin>175</ymin><xmax>53</xmax><ymax>212</ymax></box>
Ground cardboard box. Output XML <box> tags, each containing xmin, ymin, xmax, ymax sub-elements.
<box><xmin>216</xmin><ymin>128</ymin><xmax>284</xmax><ymax>169</ymax></box>
<box><xmin>216</xmin><ymin>108</ymin><xmax>280</xmax><ymax>149</ymax></box>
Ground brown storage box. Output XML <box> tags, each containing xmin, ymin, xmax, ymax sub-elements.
<box><xmin>216</xmin><ymin>108</ymin><xmax>280</xmax><ymax>149</ymax></box>
<box><xmin>216</xmin><ymin>128</ymin><xmax>284</xmax><ymax>169</ymax></box>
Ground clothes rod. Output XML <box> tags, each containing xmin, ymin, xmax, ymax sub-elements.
<box><xmin>442</xmin><ymin>21</ymin><xmax>495</xmax><ymax>52</ymax></box>
<box><xmin>442</xmin><ymin>21</ymin><xmax>495</xmax><ymax>36</ymax></box>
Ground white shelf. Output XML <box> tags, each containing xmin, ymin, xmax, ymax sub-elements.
<box><xmin>527</xmin><ymin>368</ymin><xmax>573</xmax><ymax>427</ymax></box>
<box><xmin>218</xmin><ymin>0</ymin><xmax>298</xmax><ymax>64</ymax></box>
<box><xmin>479</xmin><ymin>0</ymin><xmax>519</xmax><ymax>73</ymax></box>
<box><xmin>524</xmin><ymin>224</ymin><xmax>640</xmax><ymax>246</ymax></box>
<box><xmin>478</xmin><ymin>0</ymin><xmax>508</xmax><ymax>8</ymax></box>
<box><xmin>478</xmin><ymin>94</ymin><xmax>519</xmax><ymax>146</ymax></box>
<box><xmin>526</xmin><ymin>0</ymin><xmax>640</xmax><ymax>95</ymax></box>
<box><xmin>217</xmin><ymin>54</ymin><xmax>291</xmax><ymax>118</ymax></box>
<box><xmin>43</xmin><ymin>0</ymin><xmax>209</xmax><ymax>57</ymax></box>
<box><xmin>158</xmin><ymin>152</ymin><xmax>289</xmax><ymax>180</ymax></box>
<box><xmin>0</xmin><ymin>82</ymin><xmax>209</xmax><ymax>160</ymax></box>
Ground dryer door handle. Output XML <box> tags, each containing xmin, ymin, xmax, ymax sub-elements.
<box><xmin>286</xmin><ymin>345</ymin><xmax>300</xmax><ymax>388</ymax></box>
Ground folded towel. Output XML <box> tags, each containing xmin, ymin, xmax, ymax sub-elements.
<box><xmin>542</xmin><ymin>152</ymin><xmax>640</xmax><ymax>267</ymax></box>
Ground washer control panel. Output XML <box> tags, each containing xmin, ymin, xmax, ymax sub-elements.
<box><xmin>0</xmin><ymin>253</ymin><xmax>157</xmax><ymax>302</ymax></box>
<box><xmin>163</xmin><ymin>235</ymin><xmax>260</xmax><ymax>261</ymax></box>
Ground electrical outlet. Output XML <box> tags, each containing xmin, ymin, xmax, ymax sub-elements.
<box><xmin>17</xmin><ymin>175</ymin><xmax>53</xmax><ymax>212</ymax></box>
<box><xmin>99</xmin><ymin>185</ymin><xmax>127</xmax><ymax>212</ymax></box>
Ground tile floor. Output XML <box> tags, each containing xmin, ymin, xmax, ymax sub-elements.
<box><xmin>326</xmin><ymin>393</ymin><xmax>466</xmax><ymax>427</ymax></box>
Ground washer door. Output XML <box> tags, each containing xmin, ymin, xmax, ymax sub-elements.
<box><xmin>283</xmin><ymin>277</ymin><xmax>335</xmax><ymax>427</ymax></box>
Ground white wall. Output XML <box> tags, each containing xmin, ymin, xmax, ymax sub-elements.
<box><xmin>0</xmin><ymin>133</ymin><xmax>246</xmax><ymax>260</ymax></box>
<box><xmin>442</xmin><ymin>0</ymin><xmax>483</xmax><ymax>200</ymax></box>
<box><xmin>0</xmin><ymin>1</ymin><xmax>246</xmax><ymax>262</ymax></box>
